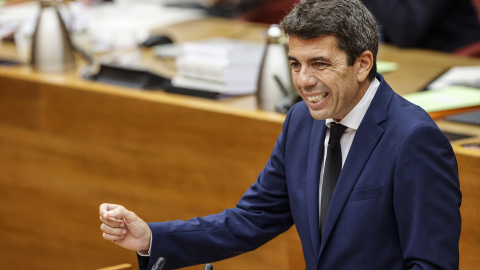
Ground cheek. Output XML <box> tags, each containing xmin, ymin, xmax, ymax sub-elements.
<box><xmin>332</xmin><ymin>84</ymin><xmax>349</xmax><ymax>103</ymax></box>
<box><xmin>327</xmin><ymin>73</ymin><xmax>354</xmax><ymax>99</ymax></box>
<box><xmin>291</xmin><ymin>74</ymin><xmax>300</xmax><ymax>88</ymax></box>
<box><xmin>291</xmin><ymin>73</ymin><xmax>301</xmax><ymax>89</ymax></box>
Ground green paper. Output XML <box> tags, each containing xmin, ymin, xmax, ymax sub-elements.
<box><xmin>377</xmin><ymin>61</ymin><xmax>399</xmax><ymax>74</ymax></box>
<box><xmin>403</xmin><ymin>86</ymin><xmax>480</xmax><ymax>112</ymax></box>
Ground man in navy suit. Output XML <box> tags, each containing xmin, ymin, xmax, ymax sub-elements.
<box><xmin>99</xmin><ymin>0</ymin><xmax>462</xmax><ymax>269</ymax></box>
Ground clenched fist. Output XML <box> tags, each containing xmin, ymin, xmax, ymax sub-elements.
<box><xmin>99</xmin><ymin>203</ymin><xmax>152</xmax><ymax>252</ymax></box>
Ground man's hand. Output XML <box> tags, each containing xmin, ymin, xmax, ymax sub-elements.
<box><xmin>99</xmin><ymin>203</ymin><xmax>152</xmax><ymax>252</ymax></box>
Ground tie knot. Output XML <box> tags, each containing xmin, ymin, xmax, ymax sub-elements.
<box><xmin>329</xmin><ymin>123</ymin><xmax>347</xmax><ymax>144</ymax></box>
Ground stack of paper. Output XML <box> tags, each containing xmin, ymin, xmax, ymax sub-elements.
<box><xmin>426</xmin><ymin>66</ymin><xmax>480</xmax><ymax>90</ymax></box>
<box><xmin>172</xmin><ymin>38</ymin><xmax>264</xmax><ymax>95</ymax></box>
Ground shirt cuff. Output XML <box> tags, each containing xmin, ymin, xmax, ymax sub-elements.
<box><xmin>136</xmin><ymin>236</ymin><xmax>153</xmax><ymax>257</ymax></box>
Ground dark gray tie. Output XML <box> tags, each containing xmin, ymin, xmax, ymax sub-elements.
<box><xmin>320</xmin><ymin>123</ymin><xmax>347</xmax><ymax>235</ymax></box>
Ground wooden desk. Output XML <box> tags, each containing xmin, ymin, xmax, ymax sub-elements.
<box><xmin>96</xmin><ymin>263</ymin><xmax>132</xmax><ymax>270</ymax></box>
<box><xmin>1</xmin><ymin>17</ymin><xmax>479</xmax><ymax>270</ymax></box>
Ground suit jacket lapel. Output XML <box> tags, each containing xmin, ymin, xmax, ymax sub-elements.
<box><xmin>318</xmin><ymin>74</ymin><xmax>393</xmax><ymax>255</ymax></box>
<box><xmin>306</xmin><ymin>120</ymin><xmax>327</xmax><ymax>258</ymax></box>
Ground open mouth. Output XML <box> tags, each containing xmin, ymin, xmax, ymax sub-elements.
<box><xmin>307</xmin><ymin>92</ymin><xmax>329</xmax><ymax>103</ymax></box>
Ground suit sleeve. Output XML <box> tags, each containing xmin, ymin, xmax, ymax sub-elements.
<box><xmin>393</xmin><ymin>124</ymin><xmax>461</xmax><ymax>269</ymax></box>
<box><xmin>137</xmin><ymin>105</ymin><xmax>297</xmax><ymax>270</ymax></box>
<box><xmin>361</xmin><ymin>0</ymin><xmax>451</xmax><ymax>47</ymax></box>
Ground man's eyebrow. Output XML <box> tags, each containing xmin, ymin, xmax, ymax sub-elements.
<box><xmin>308</xmin><ymin>56</ymin><xmax>331</xmax><ymax>63</ymax></box>
<box><xmin>287</xmin><ymin>55</ymin><xmax>331</xmax><ymax>62</ymax></box>
<box><xmin>287</xmin><ymin>55</ymin><xmax>298</xmax><ymax>61</ymax></box>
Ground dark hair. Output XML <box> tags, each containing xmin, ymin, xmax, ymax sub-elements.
<box><xmin>281</xmin><ymin>0</ymin><xmax>379</xmax><ymax>81</ymax></box>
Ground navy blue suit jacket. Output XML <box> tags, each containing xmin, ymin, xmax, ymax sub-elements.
<box><xmin>139</xmin><ymin>74</ymin><xmax>461</xmax><ymax>270</ymax></box>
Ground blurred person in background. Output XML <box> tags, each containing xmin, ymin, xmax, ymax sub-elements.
<box><xmin>210</xmin><ymin>0</ymin><xmax>480</xmax><ymax>55</ymax></box>
<box><xmin>208</xmin><ymin>0</ymin><xmax>297</xmax><ymax>24</ymax></box>
<box><xmin>360</xmin><ymin>0</ymin><xmax>480</xmax><ymax>55</ymax></box>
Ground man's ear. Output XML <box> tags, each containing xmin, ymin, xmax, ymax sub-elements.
<box><xmin>356</xmin><ymin>50</ymin><xmax>373</xmax><ymax>82</ymax></box>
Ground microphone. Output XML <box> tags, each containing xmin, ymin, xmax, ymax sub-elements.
<box><xmin>203</xmin><ymin>264</ymin><xmax>213</xmax><ymax>270</ymax></box>
<box><xmin>152</xmin><ymin>257</ymin><xmax>166</xmax><ymax>270</ymax></box>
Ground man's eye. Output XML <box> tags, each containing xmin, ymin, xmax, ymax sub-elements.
<box><xmin>314</xmin><ymin>62</ymin><xmax>327</xmax><ymax>67</ymax></box>
<box><xmin>290</xmin><ymin>62</ymin><xmax>300</xmax><ymax>69</ymax></box>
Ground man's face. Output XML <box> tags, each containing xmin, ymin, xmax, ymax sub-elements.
<box><xmin>288</xmin><ymin>35</ymin><xmax>368</xmax><ymax>121</ymax></box>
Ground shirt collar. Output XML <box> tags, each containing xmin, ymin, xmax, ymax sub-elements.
<box><xmin>326</xmin><ymin>78</ymin><xmax>380</xmax><ymax>130</ymax></box>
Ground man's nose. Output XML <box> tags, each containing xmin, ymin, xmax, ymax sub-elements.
<box><xmin>295</xmin><ymin>68</ymin><xmax>317</xmax><ymax>89</ymax></box>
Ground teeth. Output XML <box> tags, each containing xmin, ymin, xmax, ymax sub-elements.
<box><xmin>307</xmin><ymin>93</ymin><xmax>328</xmax><ymax>103</ymax></box>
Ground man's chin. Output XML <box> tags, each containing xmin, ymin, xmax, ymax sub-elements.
<box><xmin>308</xmin><ymin>108</ymin><xmax>329</xmax><ymax>120</ymax></box>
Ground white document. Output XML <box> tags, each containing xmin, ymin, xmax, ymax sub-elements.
<box><xmin>426</xmin><ymin>65</ymin><xmax>480</xmax><ymax>90</ymax></box>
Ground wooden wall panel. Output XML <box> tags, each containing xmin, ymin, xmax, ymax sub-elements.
<box><xmin>0</xmin><ymin>76</ymin><xmax>43</xmax><ymax>130</ymax></box>
<box><xmin>0</xmin><ymin>75</ymin><xmax>300</xmax><ymax>270</ymax></box>
<box><xmin>456</xmin><ymin>148</ymin><xmax>480</xmax><ymax>270</ymax></box>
